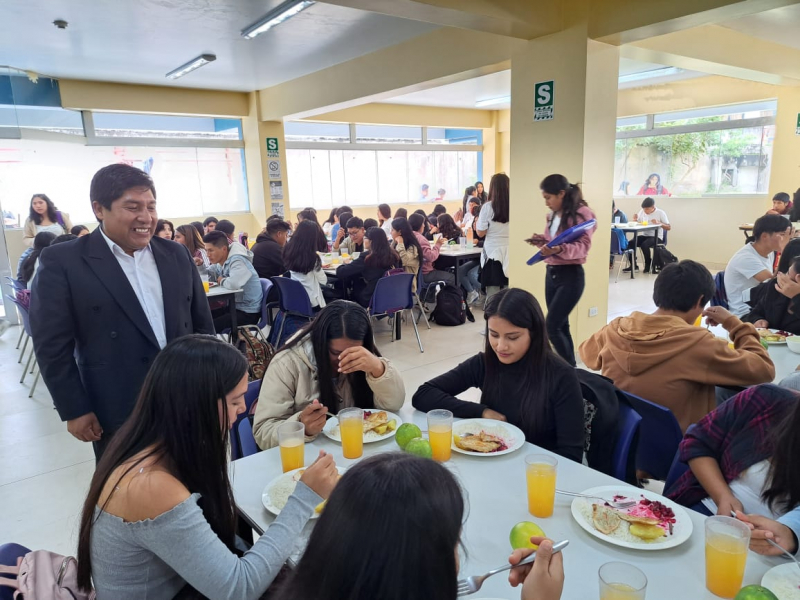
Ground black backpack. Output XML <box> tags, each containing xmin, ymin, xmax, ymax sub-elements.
<box><xmin>431</xmin><ymin>285</ymin><xmax>474</xmax><ymax>326</ymax></box>
<box><xmin>652</xmin><ymin>245</ymin><xmax>678</xmax><ymax>272</ymax></box>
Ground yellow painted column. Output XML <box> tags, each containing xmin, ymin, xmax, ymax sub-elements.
<box><xmin>508</xmin><ymin>24</ymin><xmax>619</xmax><ymax>347</ymax></box>
<box><xmin>769</xmin><ymin>86</ymin><xmax>800</xmax><ymax>200</ymax></box>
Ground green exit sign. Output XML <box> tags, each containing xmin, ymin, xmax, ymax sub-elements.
<box><xmin>534</xmin><ymin>81</ymin><xmax>554</xmax><ymax>122</ymax></box>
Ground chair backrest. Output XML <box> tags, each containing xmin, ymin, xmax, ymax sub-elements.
<box><xmin>257</xmin><ymin>278</ymin><xmax>273</xmax><ymax>328</ymax></box>
<box><xmin>664</xmin><ymin>425</ymin><xmax>695</xmax><ymax>492</ymax></box>
<box><xmin>270</xmin><ymin>276</ymin><xmax>314</xmax><ymax>317</ymax></box>
<box><xmin>237</xmin><ymin>417</ymin><xmax>260</xmax><ymax>459</ymax></box>
<box><xmin>711</xmin><ymin>271</ymin><xmax>728</xmax><ymax>309</ymax></box>
<box><xmin>611</xmin><ymin>402</ymin><xmax>642</xmax><ymax>482</ymax></box>
<box><xmin>370</xmin><ymin>273</ymin><xmax>414</xmax><ymax>316</ymax></box>
<box><xmin>230</xmin><ymin>379</ymin><xmax>263</xmax><ymax>460</ymax></box>
<box><xmin>610</xmin><ymin>229</ymin><xmax>628</xmax><ymax>255</ymax></box>
<box><xmin>623</xmin><ymin>392</ymin><xmax>684</xmax><ymax>480</ymax></box>
<box><xmin>6</xmin><ymin>294</ymin><xmax>31</xmax><ymax>336</ymax></box>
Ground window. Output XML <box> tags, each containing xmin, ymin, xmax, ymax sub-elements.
<box><xmin>427</xmin><ymin>128</ymin><xmax>482</xmax><ymax>145</ymax></box>
<box><xmin>355</xmin><ymin>125</ymin><xmax>422</xmax><ymax>144</ymax></box>
<box><xmin>0</xmin><ymin>106</ymin><xmax>85</xmax><ymax>136</ymax></box>
<box><xmin>284</xmin><ymin>121</ymin><xmax>350</xmax><ymax>143</ymax></box>
<box><xmin>614</xmin><ymin>101</ymin><xmax>775</xmax><ymax>197</ymax></box>
<box><xmin>92</xmin><ymin>113</ymin><xmax>242</xmax><ymax>140</ymax></box>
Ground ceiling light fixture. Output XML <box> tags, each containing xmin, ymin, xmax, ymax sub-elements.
<box><xmin>618</xmin><ymin>67</ymin><xmax>681</xmax><ymax>84</ymax></box>
<box><xmin>165</xmin><ymin>54</ymin><xmax>217</xmax><ymax>80</ymax></box>
<box><xmin>475</xmin><ymin>96</ymin><xmax>511</xmax><ymax>108</ymax></box>
<box><xmin>241</xmin><ymin>0</ymin><xmax>315</xmax><ymax>39</ymax></box>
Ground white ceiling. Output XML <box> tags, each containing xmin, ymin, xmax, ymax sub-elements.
<box><xmin>719</xmin><ymin>4</ymin><xmax>800</xmax><ymax>51</ymax></box>
<box><xmin>0</xmin><ymin>0</ymin><xmax>437</xmax><ymax>92</ymax></box>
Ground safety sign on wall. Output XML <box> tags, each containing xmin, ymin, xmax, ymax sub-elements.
<box><xmin>266</xmin><ymin>138</ymin><xmax>280</xmax><ymax>158</ymax></box>
<box><xmin>534</xmin><ymin>81</ymin><xmax>554</xmax><ymax>122</ymax></box>
<box><xmin>268</xmin><ymin>160</ymin><xmax>282</xmax><ymax>180</ymax></box>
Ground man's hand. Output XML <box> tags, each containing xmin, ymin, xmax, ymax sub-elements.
<box><xmin>482</xmin><ymin>408</ymin><xmax>507</xmax><ymax>422</ymax></box>
<box><xmin>338</xmin><ymin>346</ymin><xmax>384</xmax><ymax>377</ymax></box>
<box><xmin>509</xmin><ymin>538</ymin><xmax>564</xmax><ymax>600</ymax></box>
<box><xmin>703</xmin><ymin>306</ymin><xmax>734</xmax><ymax>328</ymax></box>
<box><xmin>298</xmin><ymin>400</ymin><xmax>328</xmax><ymax>436</ymax></box>
<box><xmin>67</xmin><ymin>412</ymin><xmax>103</xmax><ymax>442</ymax></box>
<box><xmin>336</xmin><ymin>228</ymin><xmax>346</xmax><ymax>242</ymax></box>
<box><xmin>776</xmin><ymin>272</ymin><xmax>800</xmax><ymax>299</ymax></box>
<box><xmin>736</xmin><ymin>511</ymin><xmax>799</xmax><ymax>555</ymax></box>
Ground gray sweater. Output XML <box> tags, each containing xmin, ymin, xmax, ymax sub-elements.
<box><xmin>90</xmin><ymin>482</ymin><xmax>320</xmax><ymax>599</ymax></box>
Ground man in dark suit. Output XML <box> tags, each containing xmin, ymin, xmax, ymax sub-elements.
<box><xmin>30</xmin><ymin>164</ymin><xmax>214</xmax><ymax>458</ymax></box>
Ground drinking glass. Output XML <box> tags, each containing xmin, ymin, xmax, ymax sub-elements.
<box><xmin>705</xmin><ymin>516</ymin><xmax>750</xmax><ymax>598</ymax></box>
<box><xmin>201</xmin><ymin>272</ymin><xmax>210</xmax><ymax>293</ymax></box>
<box><xmin>427</xmin><ymin>409</ymin><xmax>453</xmax><ymax>462</ymax></box>
<box><xmin>278</xmin><ymin>421</ymin><xmax>305</xmax><ymax>473</ymax></box>
<box><xmin>526</xmin><ymin>454</ymin><xmax>557</xmax><ymax>518</ymax></box>
<box><xmin>599</xmin><ymin>562</ymin><xmax>647</xmax><ymax>599</ymax></box>
<box><xmin>338</xmin><ymin>407</ymin><xmax>364</xmax><ymax>459</ymax></box>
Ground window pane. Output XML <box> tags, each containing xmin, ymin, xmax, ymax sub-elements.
<box><xmin>287</xmin><ymin>149</ymin><xmax>313</xmax><ymax>209</ymax></box>
<box><xmin>284</xmin><ymin>121</ymin><xmax>350</xmax><ymax>143</ymax></box>
<box><xmin>10</xmin><ymin>106</ymin><xmax>84</xmax><ymax>135</ymax></box>
<box><xmin>654</xmin><ymin>101</ymin><xmax>776</xmax><ymax>128</ymax></box>
<box><xmin>356</xmin><ymin>125</ymin><xmax>422</xmax><ymax>144</ymax></box>
<box><xmin>616</xmin><ymin>116</ymin><xmax>647</xmax><ymax>132</ymax></box>
<box><xmin>329</xmin><ymin>151</ymin><xmax>346</xmax><ymax>207</ymax></box>
<box><xmin>197</xmin><ymin>148</ymin><xmax>249</xmax><ymax>214</ymax></box>
<box><xmin>433</xmin><ymin>152</ymin><xmax>459</xmax><ymax>202</ymax></box>
<box><xmin>407</xmin><ymin>151</ymin><xmax>434</xmax><ymax>201</ymax></box>
<box><xmin>309</xmin><ymin>149</ymin><xmax>333</xmax><ymax>210</ymax></box>
<box><xmin>376</xmin><ymin>151</ymin><xmax>409</xmax><ymax>204</ymax></box>
<box><xmin>458</xmin><ymin>152</ymin><xmax>479</xmax><ymax>192</ymax></box>
<box><xmin>93</xmin><ymin>113</ymin><xmax>241</xmax><ymax>140</ymax></box>
<box><xmin>427</xmin><ymin>128</ymin><xmax>481</xmax><ymax>145</ymax></box>
<box><xmin>343</xmin><ymin>151</ymin><xmax>377</xmax><ymax>205</ymax></box>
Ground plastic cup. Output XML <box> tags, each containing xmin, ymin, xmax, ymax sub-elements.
<box><xmin>338</xmin><ymin>407</ymin><xmax>364</xmax><ymax>459</ymax></box>
<box><xmin>278</xmin><ymin>421</ymin><xmax>305</xmax><ymax>473</ymax></box>
<box><xmin>427</xmin><ymin>409</ymin><xmax>453</xmax><ymax>462</ymax></box>
<box><xmin>599</xmin><ymin>562</ymin><xmax>647</xmax><ymax>599</ymax></box>
<box><xmin>705</xmin><ymin>516</ymin><xmax>750</xmax><ymax>598</ymax></box>
<box><xmin>526</xmin><ymin>454</ymin><xmax>557</xmax><ymax>518</ymax></box>
<box><xmin>459</xmin><ymin>236</ymin><xmax>467</xmax><ymax>251</ymax></box>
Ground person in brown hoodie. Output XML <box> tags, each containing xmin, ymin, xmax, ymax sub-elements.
<box><xmin>579</xmin><ymin>260</ymin><xmax>775</xmax><ymax>432</ymax></box>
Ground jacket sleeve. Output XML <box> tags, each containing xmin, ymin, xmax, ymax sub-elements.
<box><xmin>577</xmin><ymin>330</ymin><xmax>605</xmax><ymax>371</ymax></box>
<box><xmin>412</xmin><ymin>354</ymin><xmax>486</xmax><ymax>418</ymax></box>
<box><xmin>252</xmin><ymin>354</ymin><xmax>312</xmax><ymax>450</ymax></box>
<box><xmin>550</xmin><ymin>367</ymin><xmax>586</xmax><ymax>462</ymax></box>
<box><xmin>367</xmin><ymin>358</ymin><xmax>405</xmax><ymax>411</ymax></box>
<box><xmin>29</xmin><ymin>249</ymin><xmax>92</xmax><ymax>421</ymax></box>
<box><xmin>335</xmin><ymin>256</ymin><xmax>366</xmax><ymax>281</ymax></box>
<box><xmin>22</xmin><ymin>219</ymin><xmax>36</xmax><ymax>247</ymax></box>
<box><xmin>777</xmin><ymin>508</ymin><xmax>800</xmax><ymax>557</ymax></box>
<box><xmin>395</xmin><ymin>243</ymin><xmax>418</xmax><ymax>270</ymax></box>
<box><xmin>314</xmin><ymin>267</ymin><xmax>327</xmax><ymax>286</ymax></box>
<box><xmin>556</xmin><ymin>213</ymin><xmax>596</xmax><ymax>261</ymax></box>
<box><xmin>222</xmin><ymin>258</ymin><xmax>253</xmax><ymax>291</ymax></box>
<box><xmin>63</xmin><ymin>212</ymin><xmax>74</xmax><ymax>232</ymax></box>
<box><xmin>421</xmin><ymin>238</ymin><xmax>439</xmax><ymax>264</ymax></box>
<box><xmin>696</xmin><ymin>318</ymin><xmax>775</xmax><ymax>386</ymax></box>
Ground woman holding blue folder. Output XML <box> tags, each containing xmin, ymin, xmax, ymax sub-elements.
<box><xmin>526</xmin><ymin>175</ymin><xmax>596</xmax><ymax>366</ymax></box>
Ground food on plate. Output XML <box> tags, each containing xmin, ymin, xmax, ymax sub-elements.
<box><xmin>405</xmin><ymin>437</ymin><xmax>433</xmax><ymax>459</ymax></box>
<box><xmin>362</xmin><ymin>410</ymin><xmax>389</xmax><ymax>433</ymax></box>
<box><xmin>592</xmin><ymin>504</ymin><xmax>621</xmax><ymax>535</ymax></box>
<box><xmin>585</xmin><ymin>495</ymin><xmax>678</xmax><ymax>544</ymax></box>
<box><xmin>757</xmin><ymin>329</ymin><xmax>790</xmax><ymax>343</ymax></box>
<box><xmin>734</xmin><ymin>586</ymin><xmax>779</xmax><ymax>600</ymax></box>
<box><xmin>509</xmin><ymin>521</ymin><xmax>546</xmax><ymax>550</ymax></box>
<box><xmin>617</xmin><ymin>513</ymin><xmax>659</xmax><ymax>525</ymax></box>
<box><xmin>395</xmin><ymin>423</ymin><xmax>422</xmax><ymax>449</ymax></box>
<box><xmin>269</xmin><ymin>469</ymin><xmax>343</xmax><ymax>515</ymax></box>
<box><xmin>629</xmin><ymin>523</ymin><xmax>666</xmax><ymax>540</ymax></box>
<box><xmin>453</xmin><ymin>431</ymin><xmax>508</xmax><ymax>453</ymax></box>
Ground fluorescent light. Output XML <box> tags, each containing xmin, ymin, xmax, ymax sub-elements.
<box><xmin>242</xmin><ymin>0</ymin><xmax>315</xmax><ymax>39</ymax></box>
<box><xmin>618</xmin><ymin>67</ymin><xmax>681</xmax><ymax>84</ymax></box>
<box><xmin>165</xmin><ymin>54</ymin><xmax>216</xmax><ymax>80</ymax></box>
<box><xmin>475</xmin><ymin>96</ymin><xmax>510</xmax><ymax>108</ymax></box>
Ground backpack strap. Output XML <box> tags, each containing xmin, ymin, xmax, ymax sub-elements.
<box><xmin>55</xmin><ymin>211</ymin><xmax>66</xmax><ymax>230</ymax></box>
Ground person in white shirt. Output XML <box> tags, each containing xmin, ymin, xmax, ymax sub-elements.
<box><xmin>476</xmin><ymin>173</ymin><xmax>510</xmax><ymax>300</ymax></box>
<box><xmin>626</xmin><ymin>197</ymin><xmax>671</xmax><ymax>273</ymax></box>
<box><xmin>284</xmin><ymin>220</ymin><xmax>329</xmax><ymax>309</ymax></box>
<box><xmin>724</xmin><ymin>214</ymin><xmax>790</xmax><ymax>317</ymax></box>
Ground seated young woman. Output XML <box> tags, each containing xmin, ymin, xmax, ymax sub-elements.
<box><xmin>390</xmin><ymin>216</ymin><xmax>422</xmax><ymax>289</ymax></box>
<box><xmin>274</xmin><ymin>453</ymin><xmax>564</xmax><ymax>600</ymax></box>
<box><xmin>253</xmin><ymin>301</ymin><xmax>405</xmax><ymax>449</ymax></box>
<box><xmin>335</xmin><ymin>226</ymin><xmax>400</xmax><ymax>308</ymax></box>
<box><xmin>666</xmin><ymin>384</ymin><xmax>799</xmax><ymax>521</ymax></box>
<box><xmin>744</xmin><ymin>255</ymin><xmax>800</xmax><ymax>335</ymax></box>
<box><xmin>412</xmin><ymin>288</ymin><xmax>585</xmax><ymax>462</ymax></box>
<box><xmin>74</xmin><ymin>335</ymin><xmax>338</xmax><ymax>600</ymax></box>
<box><xmin>285</xmin><ymin>220</ymin><xmax>329</xmax><ymax>309</ymax></box>
<box><xmin>436</xmin><ymin>213</ymin><xmax>464</xmax><ymax>243</ymax></box>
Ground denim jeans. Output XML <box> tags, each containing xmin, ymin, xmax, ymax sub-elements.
<box><xmin>545</xmin><ymin>264</ymin><xmax>585</xmax><ymax>366</ymax></box>
<box><xmin>459</xmin><ymin>260</ymin><xmax>481</xmax><ymax>293</ymax></box>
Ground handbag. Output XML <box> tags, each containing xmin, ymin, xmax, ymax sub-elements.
<box><xmin>0</xmin><ymin>550</ymin><xmax>95</xmax><ymax>599</ymax></box>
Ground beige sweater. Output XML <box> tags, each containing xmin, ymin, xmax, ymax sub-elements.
<box><xmin>253</xmin><ymin>338</ymin><xmax>405</xmax><ymax>449</ymax></box>
<box><xmin>23</xmin><ymin>213</ymin><xmax>73</xmax><ymax>246</ymax></box>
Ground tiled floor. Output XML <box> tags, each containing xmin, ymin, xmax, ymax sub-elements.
<box><xmin>0</xmin><ymin>272</ymin><xmax>657</xmax><ymax>555</ymax></box>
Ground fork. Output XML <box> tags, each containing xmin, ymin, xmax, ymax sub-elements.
<box><xmin>456</xmin><ymin>540</ymin><xmax>569</xmax><ymax>597</ymax></box>
<box><xmin>555</xmin><ymin>489</ymin><xmax>637</xmax><ymax>509</ymax></box>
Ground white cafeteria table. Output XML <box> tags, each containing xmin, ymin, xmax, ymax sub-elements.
<box><xmin>229</xmin><ymin>404</ymin><xmax>778</xmax><ymax>599</ymax></box>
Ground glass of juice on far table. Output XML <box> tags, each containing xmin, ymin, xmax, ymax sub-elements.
<box><xmin>278</xmin><ymin>421</ymin><xmax>305</xmax><ymax>473</ymax></box>
<box><xmin>338</xmin><ymin>407</ymin><xmax>364</xmax><ymax>459</ymax></box>
<box><xmin>526</xmin><ymin>454</ymin><xmax>557</xmax><ymax>518</ymax></box>
<box><xmin>427</xmin><ymin>409</ymin><xmax>453</xmax><ymax>462</ymax></box>
<box><xmin>599</xmin><ymin>562</ymin><xmax>647</xmax><ymax>600</ymax></box>
<box><xmin>705</xmin><ymin>516</ymin><xmax>750</xmax><ymax>598</ymax></box>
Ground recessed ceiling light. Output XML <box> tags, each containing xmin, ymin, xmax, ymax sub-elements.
<box><xmin>165</xmin><ymin>54</ymin><xmax>216</xmax><ymax>80</ymax></box>
<box><xmin>475</xmin><ymin>96</ymin><xmax>510</xmax><ymax>108</ymax></box>
<box><xmin>242</xmin><ymin>0</ymin><xmax>315</xmax><ymax>40</ymax></box>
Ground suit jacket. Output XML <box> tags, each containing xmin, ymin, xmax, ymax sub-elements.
<box><xmin>30</xmin><ymin>230</ymin><xmax>214</xmax><ymax>434</ymax></box>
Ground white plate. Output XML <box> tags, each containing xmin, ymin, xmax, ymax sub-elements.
<box><xmin>262</xmin><ymin>466</ymin><xmax>346</xmax><ymax>519</ymax></box>
<box><xmin>570</xmin><ymin>485</ymin><xmax>693</xmax><ymax>551</ymax></box>
<box><xmin>322</xmin><ymin>410</ymin><xmax>402</xmax><ymax>444</ymax></box>
<box><xmin>762</xmin><ymin>563</ymin><xmax>800</xmax><ymax>599</ymax></box>
<box><xmin>758</xmin><ymin>328</ymin><xmax>790</xmax><ymax>345</ymax></box>
<box><xmin>449</xmin><ymin>418</ymin><xmax>526</xmax><ymax>457</ymax></box>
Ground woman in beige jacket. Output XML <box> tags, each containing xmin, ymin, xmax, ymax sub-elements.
<box><xmin>22</xmin><ymin>194</ymin><xmax>73</xmax><ymax>247</ymax></box>
<box><xmin>253</xmin><ymin>301</ymin><xmax>405</xmax><ymax>450</ymax></box>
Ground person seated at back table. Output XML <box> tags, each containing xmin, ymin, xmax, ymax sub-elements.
<box><xmin>335</xmin><ymin>226</ymin><xmax>400</xmax><ymax>308</ymax></box>
<box><xmin>724</xmin><ymin>214</ymin><xmax>789</xmax><ymax>317</ymax></box>
<box><xmin>252</xmin><ymin>301</ymin><xmax>404</xmax><ymax>449</ymax></box>
<box><xmin>332</xmin><ymin>211</ymin><xmax>353</xmax><ymax>252</ymax></box>
<box><xmin>746</xmin><ymin>234</ymin><xmax>800</xmax><ymax>310</ymax></box>
<box><xmin>390</xmin><ymin>217</ymin><xmax>423</xmax><ymax>289</ymax></box>
<box><xmin>204</xmin><ymin>230</ymin><xmax>263</xmax><ymax>332</ymax></box>
<box><xmin>612</xmin><ymin>200</ymin><xmax>627</xmax><ymax>224</ymax></box>
<box><xmin>274</xmin><ymin>453</ymin><xmax>565</xmax><ymax>600</ymax></box>
<box><xmin>437</xmin><ymin>213</ymin><xmax>464</xmax><ymax>244</ymax></box>
<box><xmin>363</xmin><ymin>217</ymin><xmax>378</xmax><ymax>230</ymax></box>
<box><xmin>297</xmin><ymin>208</ymin><xmax>329</xmax><ymax>252</ymax></box>
<box><xmin>284</xmin><ymin>220</ymin><xmax>329</xmax><ymax>309</ymax></box>
<box><xmin>579</xmin><ymin>260</ymin><xmax>774</xmax><ymax>432</ymax></box>
<box><xmin>203</xmin><ymin>216</ymin><xmax>218</xmax><ymax>234</ymax></box>
<box><xmin>744</xmin><ymin>255</ymin><xmax>800</xmax><ymax>335</ymax></box>
<box><xmin>252</xmin><ymin>217</ymin><xmax>290</xmax><ymax>280</ymax></box>
<box><xmin>408</xmin><ymin>213</ymin><xmax>454</xmax><ymax>287</ymax></box>
<box><xmin>413</xmin><ymin>288</ymin><xmax>585</xmax><ymax>462</ymax></box>
<box><xmin>216</xmin><ymin>219</ymin><xmax>236</xmax><ymax>243</ymax></box>
<box><xmin>766</xmin><ymin>191</ymin><xmax>793</xmax><ymax>216</ymax></box>
<box><xmin>335</xmin><ymin>216</ymin><xmax>366</xmax><ymax>254</ymax></box>
<box><xmin>624</xmin><ymin>197</ymin><xmax>670</xmax><ymax>273</ymax></box>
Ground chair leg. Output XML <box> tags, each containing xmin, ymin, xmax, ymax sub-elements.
<box><xmin>15</xmin><ymin>328</ymin><xmax>24</xmax><ymax>349</ymax></box>
<box><xmin>21</xmin><ymin>348</ymin><xmax>34</xmax><ymax>384</ymax></box>
<box><xmin>415</xmin><ymin>295</ymin><xmax>431</xmax><ymax>330</ymax></box>
<box><xmin>390</xmin><ymin>315</ymin><xmax>396</xmax><ymax>343</ymax></box>
<box><xmin>409</xmin><ymin>309</ymin><xmax>424</xmax><ymax>353</ymax></box>
<box><xmin>29</xmin><ymin>355</ymin><xmax>36</xmax><ymax>374</ymax></box>
<box><xmin>29</xmin><ymin>370</ymin><xmax>40</xmax><ymax>398</ymax></box>
<box><xmin>18</xmin><ymin>335</ymin><xmax>29</xmax><ymax>363</ymax></box>
<box><xmin>615</xmin><ymin>252</ymin><xmax>627</xmax><ymax>283</ymax></box>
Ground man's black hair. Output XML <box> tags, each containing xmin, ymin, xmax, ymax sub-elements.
<box><xmin>653</xmin><ymin>260</ymin><xmax>715</xmax><ymax>312</ymax></box>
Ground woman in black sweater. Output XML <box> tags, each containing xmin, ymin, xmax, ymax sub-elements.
<box><xmin>744</xmin><ymin>255</ymin><xmax>800</xmax><ymax>335</ymax></box>
<box><xmin>412</xmin><ymin>287</ymin><xmax>585</xmax><ymax>462</ymax></box>
<box><xmin>336</xmin><ymin>227</ymin><xmax>400</xmax><ymax>308</ymax></box>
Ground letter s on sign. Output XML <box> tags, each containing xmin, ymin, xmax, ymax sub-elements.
<box><xmin>537</xmin><ymin>84</ymin><xmax>551</xmax><ymax>105</ymax></box>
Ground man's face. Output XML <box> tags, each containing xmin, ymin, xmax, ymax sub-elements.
<box><xmin>765</xmin><ymin>229</ymin><xmax>789</xmax><ymax>253</ymax></box>
<box><xmin>644</xmin><ymin>206</ymin><xmax>656</xmax><ymax>215</ymax></box>
<box><xmin>205</xmin><ymin>242</ymin><xmax>228</xmax><ymax>265</ymax></box>
<box><xmin>93</xmin><ymin>187</ymin><xmax>157</xmax><ymax>255</ymax></box>
<box><xmin>348</xmin><ymin>227</ymin><xmax>365</xmax><ymax>244</ymax></box>
<box><xmin>773</xmin><ymin>200</ymin><xmax>788</xmax><ymax>213</ymax></box>
<box><xmin>205</xmin><ymin>222</ymin><xmax>216</xmax><ymax>234</ymax></box>
<box><xmin>274</xmin><ymin>230</ymin><xmax>289</xmax><ymax>247</ymax></box>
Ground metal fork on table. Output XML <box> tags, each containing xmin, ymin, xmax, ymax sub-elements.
<box><xmin>730</xmin><ymin>511</ymin><xmax>800</xmax><ymax>573</ymax></box>
<box><xmin>456</xmin><ymin>540</ymin><xmax>569</xmax><ymax>597</ymax></box>
<box><xmin>555</xmin><ymin>489</ymin><xmax>636</xmax><ymax>509</ymax></box>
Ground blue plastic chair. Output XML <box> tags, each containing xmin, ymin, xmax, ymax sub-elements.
<box><xmin>4</xmin><ymin>276</ymin><xmax>25</xmax><ymax>292</ymax></box>
<box><xmin>256</xmin><ymin>278</ymin><xmax>273</xmax><ymax>329</ymax></box>
<box><xmin>369</xmin><ymin>273</ymin><xmax>424</xmax><ymax>353</ymax></box>
<box><xmin>6</xmin><ymin>295</ymin><xmax>41</xmax><ymax>396</ymax></box>
<box><xmin>611</xmin><ymin>402</ymin><xmax>642</xmax><ymax>482</ymax></box>
<box><xmin>270</xmin><ymin>276</ymin><xmax>315</xmax><ymax>347</ymax></box>
<box><xmin>610</xmin><ymin>229</ymin><xmax>635</xmax><ymax>283</ymax></box>
<box><xmin>623</xmin><ymin>392</ymin><xmax>684</xmax><ymax>481</ymax></box>
<box><xmin>230</xmin><ymin>379</ymin><xmax>263</xmax><ymax>460</ymax></box>
<box><xmin>711</xmin><ymin>271</ymin><xmax>728</xmax><ymax>309</ymax></box>
<box><xmin>237</xmin><ymin>417</ymin><xmax>260</xmax><ymax>459</ymax></box>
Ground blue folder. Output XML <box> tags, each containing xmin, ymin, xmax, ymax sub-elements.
<box><xmin>527</xmin><ymin>219</ymin><xmax>597</xmax><ymax>265</ymax></box>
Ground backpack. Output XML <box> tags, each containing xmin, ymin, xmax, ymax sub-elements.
<box><xmin>652</xmin><ymin>245</ymin><xmax>678</xmax><ymax>272</ymax></box>
<box><xmin>0</xmin><ymin>550</ymin><xmax>96</xmax><ymax>599</ymax></box>
<box><xmin>430</xmin><ymin>285</ymin><xmax>474</xmax><ymax>326</ymax></box>
<box><xmin>236</xmin><ymin>326</ymin><xmax>275</xmax><ymax>381</ymax></box>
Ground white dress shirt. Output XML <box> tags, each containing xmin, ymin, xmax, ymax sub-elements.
<box><xmin>99</xmin><ymin>227</ymin><xmax>167</xmax><ymax>349</ymax></box>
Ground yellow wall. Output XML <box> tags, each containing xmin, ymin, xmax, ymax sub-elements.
<box><xmin>307</xmin><ymin>103</ymin><xmax>495</xmax><ymax>129</ymax></box>
<box><xmin>496</xmin><ymin>109</ymin><xmax>511</xmax><ymax>175</ymax></box>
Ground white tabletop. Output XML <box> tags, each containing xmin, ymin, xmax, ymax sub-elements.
<box><xmin>206</xmin><ymin>285</ymin><xmax>243</xmax><ymax>297</ymax></box>
<box><xmin>611</xmin><ymin>223</ymin><xmax>662</xmax><ymax>232</ymax></box>
<box><xmin>437</xmin><ymin>246</ymin><xmax>482</xmax><ymax>258</ymax></box>
<box><xmin>229</xmin><ymin>405</ymin><xmax>777</xmax><ymax>599</ymax></box>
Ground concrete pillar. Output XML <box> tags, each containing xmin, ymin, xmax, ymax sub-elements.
<box><xmin>508</xmin><ymin>24</ymin><xmax>619</xmax><ymax>347</ymax></box>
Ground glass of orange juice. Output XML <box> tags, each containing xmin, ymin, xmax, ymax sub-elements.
<box><xmin>427</xmin><ymin>409</ymin><xmax>453</xmax><ymax>462</ymax></box>
<box><xmin>599</xmin><ymin>562</ymin><xmax>647</xmax><ymax>599</ymax></box>
<box><xmin>278</xmin><ymin>421</ymin><xmax>305</xmax><ymax>473</ymax></box>
<box><xmin>338</xmin><ymin>407</ymin><xmax>363</xmax><ymax>459</ymax></box>
<box><xmin>526</xmin><ymin>454</ymin><xmax>557</xmax><ymax>518</ymax></box>
<box><xmin>705</xmin><ymin>516</ymin><xmax>750</xmax><ymax>598</ymax></box>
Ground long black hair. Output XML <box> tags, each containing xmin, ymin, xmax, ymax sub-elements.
<box><xmin>77</xmin><ymin>335</ymin><xmax>248</xmax><ymax>591</ymax></box>
<box><xmin>155</xmin><ymin>219</ymin><xmax>174</xmax><ymax>240</ymax></box>
<box><xmin>437</xmin><ymin>214</ymin><xmax>463</xmax><ymax>241</ymax></box>
<box><xmin>393</xmin><ymin>207</ymin><xmax>408</xmax><ymax>219</ymax></box>
<box><xmin>475</xmin><ymin>180</ymin><xmax>487</xmax><ymax>203</ymax></box>
<box><xmin>283</xmin><ymin>220</ymin><xmax>323</xmax><ymax>274</ymax></box>
<box><xmin>541</xmin><ymin>174</ymin><xmax>589</xmax><ymax>232</ymax></box>
<box><xmin>644</xmin><ymin>173</ymin><xmax>664</xmax><ymax>194</ymax></box>
<box><xmin>762</xmin><ymin>397</ymin><xmax>800</xmax><ymax>514</ymax></box>
<box><xmin>483</xmin><ymin>288</ymin><xmax>562</xmax><ymax>441</ymax></box>
<box><xmin>281</xmin><ymin>301</ymin><xmax>379</xmax><ymax>413</ymax></box>
<box><xmin>28</xmin><ymin>193</ymin><xmax>59</xmax><ymax>226</ymax></box>
<box><xmin>20</xmin><ymin>231</ymin><xmax>57</xmax><ymax>283</ymax></box>
<box><xmin>377</xmin><ymin>203</ymin><xmax>392</xmax><ymax>225</ymax></box>
<box><xmin>487</xmin><ymin>173</ymin><xmax>509</xmax><ymax>223</ymax></box>
<box><xmin>412</xmin><ymin>209</ymin><xmax>432</xmax><ymax>238</ymax></box>
<box><xmin>275</xmin><ymin>453</ymin><xmax>465</xmax><ymax>600</ymax></box>
<box><xmin>176</xmin><ymin>224</ymin><xmax>205</xmax><ymax>257</ymax></box>
<box><xmin>297</xmin><ymin>209</ymin><xmax>320</xmax><ymax>225</ymax></box>
<box><xmin>462</xmin><ymin>185</ymin><xmax>476</xmax><ymax>214</ymax></box>
<box><xmin>364</xmin><ymin>226</ymin><xmax>399</xmax><ymax>269</ymax></box>
<box><xmin>392</xmin><ymin>217</ymin><xmax>422</xmax><ymax>260</ymax></box>
<box><xmin>324</xmin><ymin>207</ymin><xmax>338</xmax><ymax>225</ymax></box>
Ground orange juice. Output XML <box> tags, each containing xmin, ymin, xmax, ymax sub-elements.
<box><xmin>428</xmin><ymin>425</ymin><xmax>452</xmax><ymax>461</ymax></box>
<box><xmin>705</xmin><ymin>533</ymin><xmax>747</xmax><ymax>598</ymax></box>
<box><xmin>202</xmin><ymin>281</ymin><xmax>210</xmax><ymax>293</ymax></box>
<box><xmin>600</xmin><ymin>583</ymin><xmax>644</xmax><ymax>600</ymax></box>
<box><xmin>340</xmin><ymin>418</ymin><xmax>363</xmax><ymax>459</ymax></box>
<box><xmin>279</xmin><ymin>440</ymin><xmax>304</xmax><ymax>473</ymax></box>
<box><xmin>526</xmin><ymin>462</ymin><xmax>557</xmax><ymax>517</ymax></box>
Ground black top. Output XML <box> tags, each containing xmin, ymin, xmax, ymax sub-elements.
<box><xmin>743</xmin><ymin>281</ymin><xmax>800</xmax><ymax>335</ymax></box>
<box><xmin>336</xmin><ymin>252</ymin><xmax>398</xmax><ymax>307</ymax></box>
<box><xmin>252</xmin><ymin>234</ymin><xmax>286</xmax><ymax>280</ymax></box>
<box><xmin>412</xmin><ymin>353</ymin><xmax>585</xmax><ymax>462</ymax></box>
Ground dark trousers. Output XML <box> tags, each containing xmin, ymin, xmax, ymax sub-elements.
<box><xmin>635</xmin><ymin>236</ymin><xmax>657</xmax><ymax>268</ymax></box>
<box><xmin>0</xmin><ymin>543</ymin><xmax>30</xmax><ymax>600</ymax></box>
<box><xmin>545</xmin><ymin>265</ymin><xmax>585</xmax><ymax>367</ymax></box>
<box><xmin>211</xmin><ymin>307</ymin><xmax>260</xmax><ymax>333</ymax></box>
